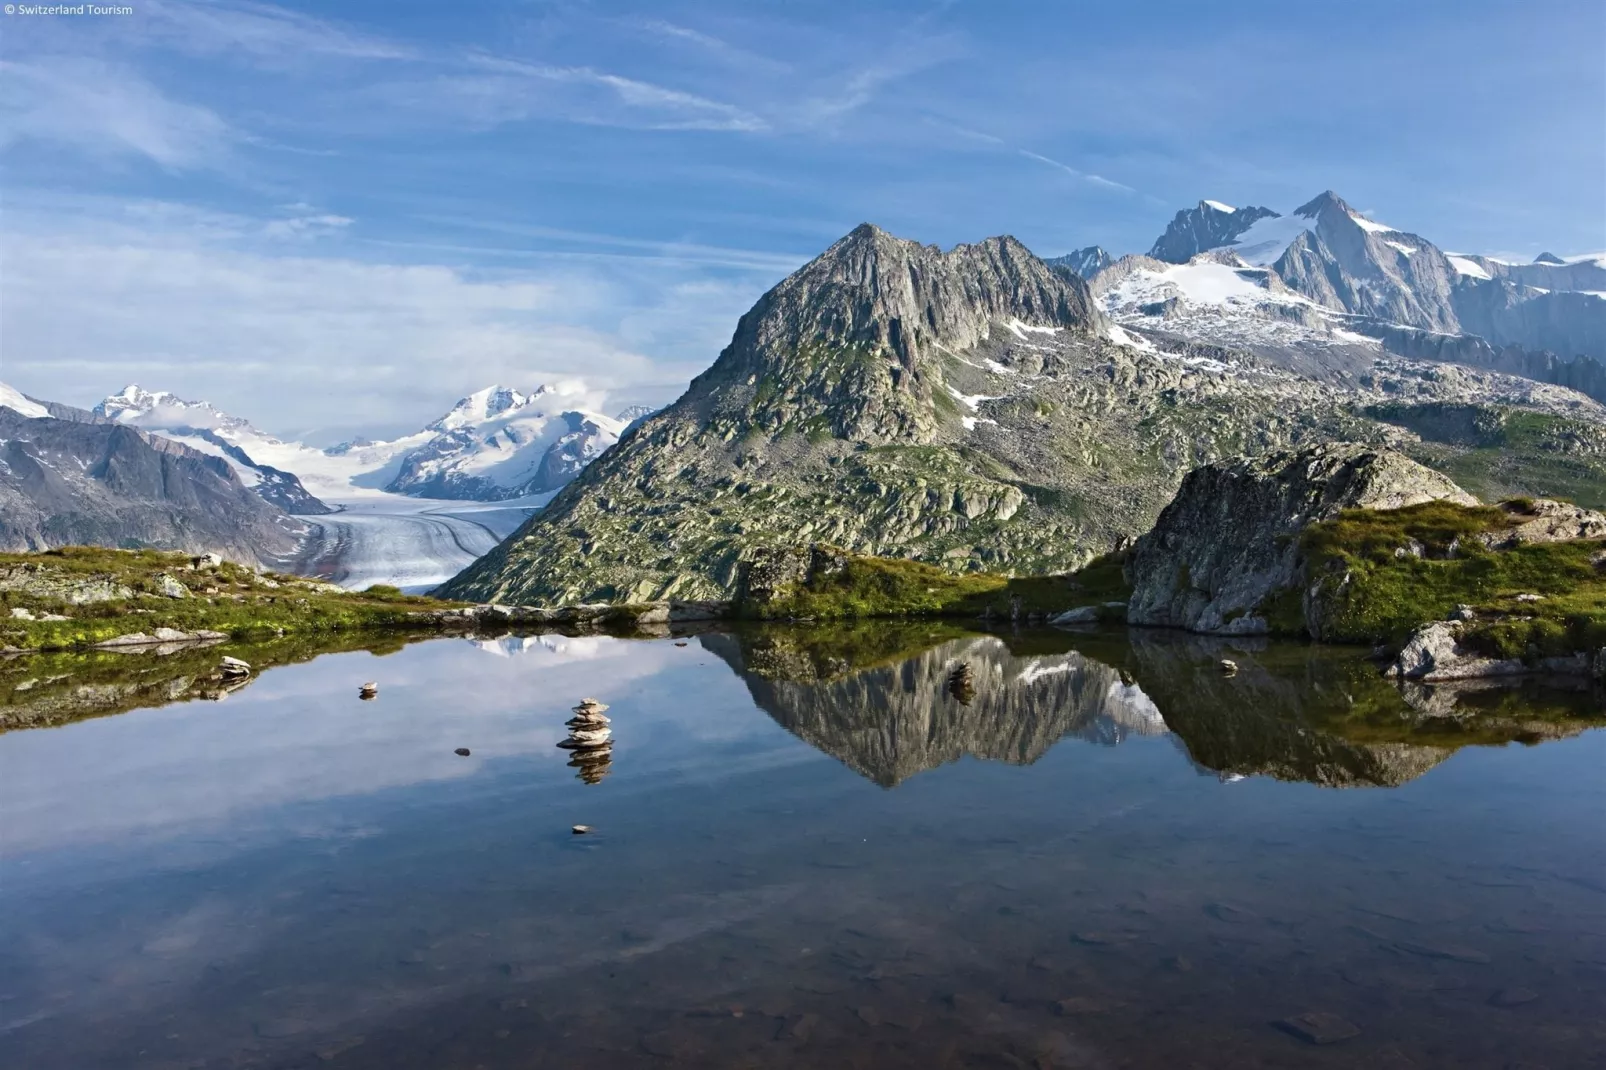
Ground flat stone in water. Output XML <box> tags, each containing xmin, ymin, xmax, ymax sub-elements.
<box><xmin>1278</xmin><ymin>1011</ymin><xmax>1361</xmax><ymax>1045</ymax></box>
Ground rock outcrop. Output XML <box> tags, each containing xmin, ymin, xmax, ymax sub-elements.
<box><xmin>1126</xmin><ymin>444</ymin><xmax>1475</xmax><ymax>634</ymax></box>
<box><xmin>1387</xmin><ymin>620</ymin><xmax>1602</xmax><ymax>682</ymax></box>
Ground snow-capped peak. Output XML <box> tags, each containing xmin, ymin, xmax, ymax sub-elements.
<box><xmin>1202</xmin><ymin>199</ymin><xmax>1236</xmax><ymax>213</ymax></box>
<box><xmin>0</xmin><ymin>381</ymin><xmax>50</xmax><ymax>419</ymax></box>
<box><xmin>95</xmin><ymin>383</ymin><xmax>250</xmax><ymax>433</ymax></box>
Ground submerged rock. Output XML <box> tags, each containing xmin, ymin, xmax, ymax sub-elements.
<box><xmin>219</xmin><ymin>656</ymin><xmax>251</xmax><ymax>677</ymax></box>
<box><xmin>1127</xmin><ymin>444</ymin><xmax>1475</xmax><ymax>634</ymax></box>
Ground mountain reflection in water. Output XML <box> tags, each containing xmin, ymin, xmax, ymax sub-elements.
<box><xmin>704</xmin><ymin>624</ymin><xmax>1603</xmax><ymax>790</ymax></box>
<box><xmin>2</xmin><ymin>624</ymin><xmax>1604</xmax><ymax>1070</ymax></box>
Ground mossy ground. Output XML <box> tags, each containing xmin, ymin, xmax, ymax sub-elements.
<box><xmin>0</xmin><ymin>547</ymin><xmax>462</xmax><ymax>652</ymax></box>
<box><xmin>737</xmin><ymin>546</ymin><xmax>1131</xmax><ymax>621</ymax></box>
<box><xmin>1298</xmin><ymin>501</ymin><xmax>1606</xmax><ymax>656</ymax></box>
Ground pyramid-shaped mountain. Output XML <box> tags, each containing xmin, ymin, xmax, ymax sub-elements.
<box><xmin>439</xmin><ymin>223</ymin><xmax>1601</xmax><ymax>606</ymax></box>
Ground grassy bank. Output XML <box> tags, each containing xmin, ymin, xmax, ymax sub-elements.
<box><xmin>0</xmin><ymin>629</ymin><xmax>426</xmax><ymax>733</ymax></box>
<box><xmin>736</xmin><ymin>545</ymin><xmax>1131</xmax><ymax>621</ymax></box>
<box><xmin>1299</xmin><ymin>500</ymin><xmax>1606</xmax><ymax>655</ymax></box>
<box><xmin>0</xmin><ymin>547</ymin><xmax>463</xmax><ymax>653</ymax></box>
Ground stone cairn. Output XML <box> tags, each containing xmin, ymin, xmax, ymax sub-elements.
<box><xmin>947</xmin><ymin>663</ymin><xmax>976</xmax><ymax>705</ymax></box>
<box><xmin>558</xmin><ymin>698</ymin><xmax>613</xmax><ymax>784</ymax></box>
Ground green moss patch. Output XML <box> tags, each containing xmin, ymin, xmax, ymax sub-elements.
<box><xmin>0</xmin><ymin>546</ymin><xmax>465</xmax><ymax>653</ymax></box>
<box><xmin>1297</xmin><ymin>501</ymin><xmax>1606</xmax><ymax>650</ymax></box>
<box><xmin>737</xmin><ymin>544</ymin><xmax>1102</xmax><ymax>621</ymax></box>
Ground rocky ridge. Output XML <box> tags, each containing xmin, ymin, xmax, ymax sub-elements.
<box><xmin>441</xmin><ymin>221</ymin><xmax>1606</xmax><ymax>607</ymax></box>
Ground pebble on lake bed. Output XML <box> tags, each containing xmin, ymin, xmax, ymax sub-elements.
<box><xmin>454</xmin><ymin>747</ymin><xmax>470</xmax><ymax>757</ymax></box>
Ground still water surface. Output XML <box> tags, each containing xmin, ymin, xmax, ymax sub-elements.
<box><xmin>2</xmin><ymin>626</ymin><xmax>1604</xmax><ymax>1068</ymax></box>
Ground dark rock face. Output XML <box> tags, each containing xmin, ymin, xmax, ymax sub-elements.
<box><xmin>0</xmin><ymin>408</ymin><xmax>304</xmax><ymax>567</ymax></box>
<box><xmin>1148</xmin><ymin>201</ymin><xmax>1278</xmax><ymax>263</ymax></box>
<box><xmin>1044</xmin><ymin>246</ymin><xmax>1114</xmax><ymax>279</ymax></box>
<box><xmin>1452</xmin><ymin>283</ymin><xmax>1606</xmax><ymax>368</ymax></box>
<box><xmin>1126</xmin><ymin>444</ymin><xmax>1475</xmax><ymax>634</ymax></box>
<box><xmin>158</xmin><ymin>426</ymin><xmax>331</xmax><ymax>515</ymax></box>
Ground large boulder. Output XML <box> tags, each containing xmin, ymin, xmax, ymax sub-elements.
<box><xmin>1126</xmin><ymin>444</ymin><xmax>1475</xmax><ymax>634</ymax></box>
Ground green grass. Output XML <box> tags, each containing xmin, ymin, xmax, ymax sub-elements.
<box><xmin>1297</xmin><ymin>501</ymin><xmax>1606</xmax><ymax>655</ymax></box>
<box><xmin>735</xmin><ymin>544</ymin><xmax>1126</xmax><ymax>621</ymax></box>
<box><xmin>1366</xmin><ymin>402</ymin><xmax>1606</xmax><ymax>509</ymax></box>
<box><xmin>0</xmin><ymin>546</ymin><xmax>464</xmax><ymax>652</ymax></box>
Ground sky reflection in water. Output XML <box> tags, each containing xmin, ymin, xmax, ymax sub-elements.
<box><xmin>2</xmin><ymin>626</ymin><xmax>1603</xmax><ymax>1069</ymax></box>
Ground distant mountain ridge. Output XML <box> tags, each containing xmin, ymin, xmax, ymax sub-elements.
<box><xmin>1</xmin><ymin>383</ymin><xmax>307</xmax><ymax>566</ymax></box>
<box><xmin>1124</xmin><ymin>190</ymin><xmax>1606</xmax><ymax>367</ymax></box>
<box><xmin>97</xmin><ymin>381</ymin><xmax>633</xmax><ymax>503</ymax></box>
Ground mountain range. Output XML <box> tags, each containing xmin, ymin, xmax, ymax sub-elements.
<box><xmin>440</xmin><ymin>212</ymin><xmax>1606</xmax><ymax>605</ymax></box>
<box><xmin>7</xmin><ymin>186</ymin><xmax>1603</xmax><ymax>589</ymax></box>
<box><xmin>0</xmin><ymin>384</ymin><xmax>308</xmax><ymax>568</ymax></box>
<box><xmin>95</xmin><ymin>382</ymin><xmax>637</xmax><ymax>504</ymax></box>
<box><xmin>1078</xmin><ymin>193</ymin><xmax>1606</xmax><ymax>392</ymax></box>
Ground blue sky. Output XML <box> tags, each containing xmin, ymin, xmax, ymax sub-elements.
<box><xmin>3</xmin><ymin>0</ymin><xmax>1603</xmax><ymax>440</ymax></box>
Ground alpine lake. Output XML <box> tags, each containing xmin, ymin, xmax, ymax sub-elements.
<box><xmin>2</xmin><ymin>622</ymin><xmax>1603</xmax><ymax>1070</ymax></box>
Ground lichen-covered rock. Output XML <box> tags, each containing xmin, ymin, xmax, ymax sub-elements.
<box><xmin>1387</xmin><ymin>621</ymin><xmax>1525</xmax><ymax>681</ymax></box>
<box><xmin>1126</xmin><ymin>444</ymin><xmax>1476</xmax><ymax>634</ymax></box>
<box><xmin>1476</xmin><ymin>498</ymin><xmax>1606</xmax><ymax>548</ymax></box>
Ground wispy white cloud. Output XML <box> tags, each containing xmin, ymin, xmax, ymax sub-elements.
<box><xmin>0</xmin><ymin>197</ymin><xmax>767</xmax><ymax>438</ymax></box>
<box><xmin>1018</xmin><ymin>149</ymin><xmax>1137</xmax><ymax>195</ymax></box>
<box><xmin>628</xmin><ymin>17</ymin><xmax>791</xmax><ymax>72</ymax></box>
<box><xmin>361</xmin><ymin>54</ymin><xmax>770</xmax><ymax>134</ymax></box>
<box><xmin>0</xmin><ymin>57</ymin><xmax>234</xmax><ymax>170</ymax></box>
<box><xmin>141</xmin><ymin>0</ymin><xmax>415</xmax><ymax>63</ymax></box>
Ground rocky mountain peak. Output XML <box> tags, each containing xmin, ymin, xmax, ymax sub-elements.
<box><xmin>1292</xmin><ymin>190</ymin><xmax>1356</xmax><ymax>220</ymax></box>
<box><xmin>690</xmin><ymin>222</ymin><xmax>1102</xmax><ymax>441</ymax></box>
<box><xmin>1534</xmin><ymin>252</ymin><xmax>1566</xmax><ymax>266</ymax></box>
<box><xmin>1148</xmin><ymin>201</ymin><xmax>1279</xmax><ymax>263</ymax></box>
<box><xmin>1044</xmin><ymin>245</ymin><xmax>1114</xmax><ymax>279</ymax></box>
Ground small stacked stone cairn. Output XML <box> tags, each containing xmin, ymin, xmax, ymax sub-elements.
<box><xmin>558</xmin><ymin>698</ymin><xmax>614</xmax><ymax>784</ymax></box>
<box><xmin>947</xmin><ymin>663</ymin><xmax>976</xmax><ymax>705</ymax></box>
